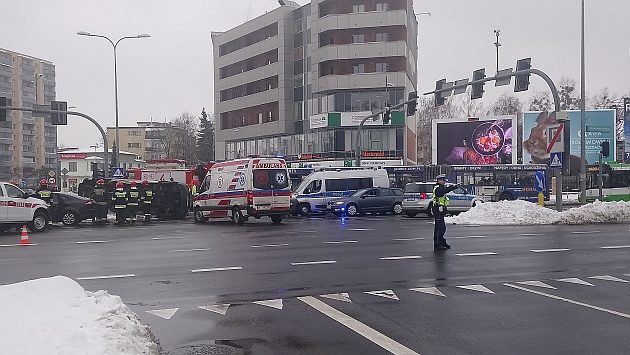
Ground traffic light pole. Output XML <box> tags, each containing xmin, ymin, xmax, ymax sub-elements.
<box><xmin>4</xmin><ymin>107</ymin><xmax>109</xmax><ymax>178</ymax></box>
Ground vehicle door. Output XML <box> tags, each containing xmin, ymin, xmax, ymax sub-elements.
<box><xmin>4</xmin><ymin>184</ymin><xmax>26</xmax><ymax>222</ymax></box>
<box><xmin>359</xmin><ymin>188</ymin><xmax>381</xmax><ymax>212</ymax></box>
<box><xmin>300</xmin><ymin>179</ymin><xmax>324</xmax><ymax>211</ymax></box>
<box><xmin>0</xmin><ymin>185</ymin><xmax>7</xmax><ymax>221</ymax></box>
<box><xmin>377</xmin><ymin>189</ymin><xmax>395</xmax><ymax>211</ymax></box>
<box><xmin>50</xmin><ymin>193</ymin><xmax>63</xmax><ymax>221</ymax></box>
<box><xmin>448</xmin><ymin>187</ymin><xmax>469</xmax><ymax>211</ymax></box>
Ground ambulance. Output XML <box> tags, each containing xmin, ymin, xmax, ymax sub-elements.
<box><xmin>193</xmin><ymin>157</ymin><xmax>291</xmax><ymax>225</ymax></box>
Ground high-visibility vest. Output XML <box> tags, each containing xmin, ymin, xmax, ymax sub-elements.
<box><xmin>143</xmin><ymin>190</ymin><xmax>153</xmax><ymax>204</ymax></box>
<box><xmin>191</xmin><ymin>184</ymin><xmax>198</xmax><ymax>196</ymax></box>
<box><xmin>112</xmin><ymin>190</ymin><xmax>127</xmax><ymax>209</ymax></box>
<box><xmin>432</xmin><ymin>185</ymin><xmax>450</xmax><ymax>207</ymax></box>
<box><xmin>128</xmin><ymin>188</ymin><xmax>140</xmax><ymax>206</ymax></box>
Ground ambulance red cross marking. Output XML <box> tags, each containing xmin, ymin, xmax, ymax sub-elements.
<box><xmin>546</xmin><ymin>123</ymin><xmax>564</xmax><ymax>154</ymax></box>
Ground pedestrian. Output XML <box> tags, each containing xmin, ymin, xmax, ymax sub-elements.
<box><xmin>140</xmin><ymin>180</ymin><xmax>153</xmax><ymax>223</ymax></box>
<box><xmin>36</xmin><ymin>179</ymin><xmax>52</xmax><ymax>206</ymax></box>
<box><xmin>92</xmin><ymin>179</ymin><xmax>109</xmax><ymax>224</ymax></box>
<box><xmin>432</xmin><ymin>174</ymin><xmax>459</xmax><ymax>251</ymax></box>
<box><xmin>112</xmin><ymin>181</ymin><xmax>128</xmax><ymax>226</ymax></box>
<box><xmin>191</xmin><ymin>180</ymin><xmax>198</xmax><ymax>197</ymax></box>
<box><xmin>128</xmin><ymin>181</ymin><xmax>140</xmax><ymax>223</ymax></box>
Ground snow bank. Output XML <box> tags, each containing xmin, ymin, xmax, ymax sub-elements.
<box><xmin>0</xmin><ymin>276</ymin><xmax>159</xmax><ymax>355</ymax></box>
<box><xmin>446</xmin><ymin>200</ymin><xmax>630</xmax><ymax>225</ymax></box>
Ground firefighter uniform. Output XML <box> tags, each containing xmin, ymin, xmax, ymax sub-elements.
<box><xmin>128</xmin><ymin>183</ymin><xmax>140</xmax><ymax>223</ymax></box>
<box><xmin>92</xmin><ymin>180</ymin><xmax>109</xmax><ymax>224</ymax></box>
<box><xmin>141</xmin><ymin>181</ymin><xmax>153</xmax><ymax>222</ymax></box>
<box><xmin>112</xmin><ymin>183</ymin><xmax>128</xmax><ymax>225</ymax></box>
<box><xmin>36</xmin><ymin>180</ymin><xmax>53</xmax><ymax>206</ymax></box>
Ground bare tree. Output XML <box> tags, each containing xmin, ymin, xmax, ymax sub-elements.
<box><xmin>163</xmin><ymin>112</ymin><xmax>198</xmax><ymax>164</ymax></box>
<box><xmin>528</xmin><ymin>90</ymin><xmax>553</xmax><ymax>111</ymax></box>
<box><xmin>558</xmin><ymin>77</ymin><xmax>581</xmax><ymax>110</ymax></box>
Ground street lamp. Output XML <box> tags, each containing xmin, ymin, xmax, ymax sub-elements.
<box><xmin>77</xmin><ymin>31</ymin><xmax>150</xmax><ymax>166</ymax></box>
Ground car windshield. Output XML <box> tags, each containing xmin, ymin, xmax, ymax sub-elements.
<box><xmin>253</xmin><ymin>169</ymin><xmax>289</xmax><ymax>190</ymax></box>
<box><xmin>351</xmin><ymin>189</ymin><xmax>369</xmax><ymax>197</ymax></box>
<box><xmin>404</xmin><ymin>184</ymin><xmax>434</xmax><ymax>193</ymax></box>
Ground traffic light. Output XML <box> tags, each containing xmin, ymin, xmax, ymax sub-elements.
<box><xmin>514</xmin><ymin>58</ymin><xmax>532</xmax><ymax>92</ymax></box>
<box><xmin>600</xmin><ymin>141</ymin><xmax>610</xmax><ymax>158</ymax></box>
<box><xmin>470</xmin><ymin>69</ymin><xmax>486</xmax><ymax>100</ymax></box>
<box><xmin>382</xmin><ymin>106</ymin><xmax>391</xmax><ymax>124</ymax></box>
<box><xmin>406</xmin><ymin>91</ymin><xmax>418</xmax><ymax>116</ymax></box>
<box><xmin>0</xmin><ymin>97</ymin><xmax>10</xmax><ymax>122</ymax></box>
<box><xmin>51</xmin><ymin>101</ymin><xmax>68</xmax><ymax>125</ymax></box>
<box><xmin>435</xmin><ymin>79</ymin><xmax>446</xmax><ymax>107</ymax></box>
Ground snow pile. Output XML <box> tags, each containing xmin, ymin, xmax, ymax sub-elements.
<box><xmin>446</xmin><ymin>200</ymin><xmax>630</xmax><ymax>225</ymax></box>
<box><xmin>0</xmin><ymin>276</ymin><xmax>159</xmax><ymax>355</ymax></box>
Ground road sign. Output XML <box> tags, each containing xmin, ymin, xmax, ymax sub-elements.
<box><xmin>111</xmin><ymin>167</ymin><xmax>125</xmax><ymax>178</ymax></box>
<box><xmin>546</xmin><ymin>123</ymin><xmax>565</xmax><ymax>153</ymax></box>
<box><xmin>48</xmin><ymin>177</ymin><xmax>56</xmax><ymax>185</ymax></box>
<box><xmin>61</xmin><ymin>167</ymin><xmax>69</xmax><ymax>175</ymax></box>
<box><xmin>534</xmin><ymin>171</ymin><xmax>545</xmax><ymax>192</ymax></box>
<box><xmin>48</xmin><ymin>170</ymin><xmax>56</xmax><ymax>178</ymax></box>
<box><xmin>549</xmin><ymin>152</ymin><xmax>563</xmax><ymax>168</ymax></box>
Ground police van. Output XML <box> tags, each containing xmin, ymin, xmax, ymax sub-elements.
<box><xmin>193</xmin><ymin>157</ymin><xmax>291</xmax><ymax>225</ymax></box>
<box><xmin>292</xmin><ymin>169</ymin><xmax>390</xmax><ymax>216</ymax></box>
<box><xmin>0</xmin><ymin>182</ymin><xmax>50</xmax><ymax>232</ymax></box>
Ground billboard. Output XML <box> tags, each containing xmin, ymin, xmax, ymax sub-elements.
<box><xmin>625</xmin><ymin>98</ymin><xmax>630</xmax><ymax>162</ymax></box>
<box><xmin>522</xmin><ymin>110</ymin><xmax>616</xmax><ymax>167</ymax></box>
<box><xmin>432</xmin><ymin>116</ymin><xmax>517</xmax><ymax>165</ymax></box>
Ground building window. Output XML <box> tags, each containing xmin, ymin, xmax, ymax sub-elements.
<box><xmin>351</xmin><ymin>4</ymin><xmax>365</xmax><ymax>13</ymax></box>
<box><xmin>128</xmin><ymin>142</ymin><xmax>141</xmax><ymax>148</ymax></box>
<box><xmin>258</xmin><ymin>112</ymin><xmax>263</xmax><ymax>124</ymax></box>
<box><xmin>376</xmin><ymin>32</ymin><xmax>389</xmax><ymax>42</ymax></box>
<box><xmin>376</xmin><ymin>62</ymin><xmax>387</xmax><ymax>72</ymax></box>
<box><xmin>376</xmin><ymin>3</ymin><xmax>389</xmax><ymax>11</ymax></box>
<box><xmin>68</xmin><ymin>162</ymin><xmax>77</xmax><ymax>172</ymax></box>
<box><xmin>351</xmin><ymin>34</ymin><xmax>365</xmax><ymax>43</ymax></box>
<box><xmin>352</xmin><ymin>64</ymin><xmax>365</xmax><ymax>74</ymax></box>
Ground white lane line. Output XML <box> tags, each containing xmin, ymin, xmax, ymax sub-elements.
<box><xmin>455</xmin><ymin>252</ymin><xmax>497</xmax><ymax>256</ymax></box>
<box><xmin>519</xmin><ymin>233</ymin><xmax>543</xmax><ymax>236</ymax></box>
<box><xmin>152</xmin><ymin>236</ymin><xmax>185</xmax><ymax>240</ymax></box>
<box><xmin>530</xmin><ymin>248</ymin><xmax>570</xmax><ymax>253</ymax></box>
<box><xmin>571</xmin><ymin>231</ymin><xmax>601</xmax><ymax>234</ymax></box>
<box><xmin>77</xmin><ymin>274</ymin><xmax>135</xmax><ymax>281</ymax></box>
<box><xmin>250</xmin><ymin>243</ymin><xmax>290</xmax><ymax>248</ymax></box>
<box><xmin>324</xmin><ymin>240</ymin><xmax>359</xmax><ymax>244</ymax></box>
<box><xmin>190</xmin><ymin>266</ymin><xmax>243</xmax><ymax>273</ymax></box>
<box><xmin>298</xmin><ymin>296</ymin><xmax>420</xmax><ymax>355</ymax></box>
<box><xmin>291</xmin><ymin>260</ymin><xmax>337</xmax><ymax>266</ymax></box>
<box><xmin>392</xmin><ymin>237</ymin><xmax>424</xmax><ymax>241</ymax></box>
<box><xmin>348</xmin><ymin>228</ymin><xmax>373</xmax><ymax>231</ymax></box>
<box><xmin>1</xmin><ymin>243</ymin><xmax>38</xmax><ymax>247</ymax></box>
<box><xmin>167</xmin><ymin>248</ymin><xmax>210</xmax><ymax>253</ymax></box>
<box><xmin>379</xmin><ymin>255</ymin><xmax>423</xmax><ymax>260</ymax></box>
<box><xmin>504</xmin><ymin>283</ymin><xmax>630</xmax><ymax>319</ymax></box>
<box><xmin>454</xmin><ymin>236</ymin><xmax>487</xmax><ymax>239</ymax></box>
<box><xmin>76</xmin><ymin>240</ymin><xmax>110</xmax><ymax>244</ymax></box>
<box><xmin>600</xmin><ymin>245</ymin><xmax>630</xmax><ymax>249</ymax></box>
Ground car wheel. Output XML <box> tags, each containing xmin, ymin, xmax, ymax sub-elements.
<box><xmin>28</xmin><ymin>210</ymin><xmax>49</xmax><ymax>233</ymax></box>
<box><xmin>231</xmin><ymin>207</ymin><xmax>245</xmax><ymax>225</ymax></box>
<box><xmin>405</xmin><ymin>211</ymin><xmax>418</xmax><ymax>218</ymax></box>
<box><xmin>298</xmin><ymin>203</ymin><xmax>311</xmax><ymax>217</ymax></box>
<box><xmin>194</xmin><ymin>207</ymin><xmax>206</xmax><ymax>223</ymax></box>
<box><xmin>346</xmin><ymin>204</ymin><xmax>359</xmax><ymax>217</ymax></box>
<box><xmin>61</xmin><ymin>211</ymin><xmax>79</xmax><ymax>226</ymax></box>
<box><xmin>392</xmin><ymin>203</ymin><xmax>403</xmax><ymax>215</ymax></box>
<box><xmin>499</xmin><ymin>193</ymin><xmax>513</xmax><ymax>201</ymax></box>
<box><xmin>271</xmin><ymin>215</ymin><xmax>283</xmax><ymax>224</ymax></box>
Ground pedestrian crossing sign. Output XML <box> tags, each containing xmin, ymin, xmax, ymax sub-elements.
<box><xmin>549</xmin><ymin>152</ymin><xmax>562</xmax><ymax>168</ymax></box>
<box><xmin>111</xmin><ymin>167</ymin><xmax>125</xmax><ymax>178</ymax></box>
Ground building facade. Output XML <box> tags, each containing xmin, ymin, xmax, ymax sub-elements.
<box><xmin>212</xmin><ymin>0</ymin><xmax>418</xmax><ymax>167</ymax></box>
<box><xmin>106</xmin><ymin>121</ymin><xmax>188</xmax><ymax>161</ymax></box>
<box><xmin>0</xmin><ymin>48</ymin><xmax>57</xmax><ymax>186</ymax></box>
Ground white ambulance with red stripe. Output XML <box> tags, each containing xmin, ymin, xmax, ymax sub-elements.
<box><xmin>193</xmin><ymin>157</ymin><xmax>291</xmax><ymax>225</ymax></box>
<box><xmin>0</xmin><ymin>182</ymin><xmax>50</xmax><ymax>232</ymax></box>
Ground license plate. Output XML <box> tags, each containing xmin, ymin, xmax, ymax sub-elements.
<box><xmin>405</xmin><ymin>197</ymin><xmax>416</xmax><ymax>201</ymax></box>
<box><xmin>256</xmin><ymin>205</ymin><xmax>271</xmax><ymax>210</ymax></box>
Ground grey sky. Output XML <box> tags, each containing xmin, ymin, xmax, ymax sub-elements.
<box><xmin>3</xmin><ymin>0</ymin><xmax>629</xmax><ymax>148</ymax></box>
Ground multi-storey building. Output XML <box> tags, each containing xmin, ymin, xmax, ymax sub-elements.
<box><xmin>106</xmin><ymin>121</ymin><xmax>189</xmax><ymax>161</ymax></box>
<box><xmin>212</xmin><ymin>0</ymin><xmax>418</xmax><ymax>167</ymax></box>
<box><xmin>0</xmin><ymin>48</ymin><xmax>57</xmax><ymax>185</ymax></box>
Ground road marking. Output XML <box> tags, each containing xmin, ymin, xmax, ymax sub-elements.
<box><xmin>409</xmin><ymin>287</ymin><xmax>446</xmax><ymax>297</ymax></box>
<box><xmin>76</xmin><ymin>274</ymin><xmax>135</xmax><ymax>280</ymax></box>
<box><xmin>600</xmin><ymin>245</ymin><xmax>630</xmax><ymax>249</ymax></box>
<box><xmin>519</xmin><ymin>233</ymin><xmax>543</xmax><ymax>236</ymax></box>
<box><xmin>0</xmin><ymin>243</ymin><xmax>38</xmax><ymax>247</ymax></box>
<box><xmin>365</xmin><ymin>290</ymin><xmax>399</xmax><ymax>300</ymax></box>
<box><xmin>298</xmin><ymin>296</ymin><xmax>420</xmax><ymax>355</ymax></box>
<box><xmin>348</xmin><ymin>228</ymin><xmax>373</xmax><ymax>231</ymax></box>
<box><xmin>199</xmin><ymin>304</ymin><xmax>230</xmax><ymax>315</ymax></box>
<box><xmin>392</xmin><ymin>237</ymin><xmax>424</xmax><ymax>241</ymax></box>
<box><xmin>455</xmin><ymin>252</ymin><xmax>497</xmax><ymax>256</ymax></box>
<box><xmin>146</xmin><ymin>308</ymin><xmax>179</xmax><ymax>320</ymax></box>
<box><xmin>291</xmin><ymin>260</ymin><xmax>337</xmax><ymax>266</ymax></box>
<box><xmin>190</xmin><ymin>266</ymin><xmax>243</xmax><ymax>273</ymax></box>
<box><xmin>456</xmin><ymin>284</ymin><xmax>494</xmax><ymax>294</ymax></box>
<box><xmin>324</xmin><ymin>240</ymin><xmax>359</xmax><ymax>244</ymax></box>
<box><xmin>250</xmin><ymin>243</ymin><xmax>290</xmax><ymax>248</ymax></box>
<box><xmin>152</xmin><ymin>236</ymin><xmax>185</xmax><ymax>240</ymax></box>
<box><xmin>454</xmin><ymin>235</ymin><xmax>487</xmax><ymax>239</ymax></box>
<box><xmin>167</xmin><ymin>248</ymin><xmax>210</xmax><ymax>253</ymax></box>
<box><xmin>530</xmin><ymin>248</ymin><xmax>570</xmax><ymax>253</ymax></box>
<box><xmin>516</xmin><ymin>281</ymin><xmax>556</xmax><ymax>289</ymax></box>
<box><xmin>588</xmin><ymin>275</ymin><xmax>629</xmax><ymax>283</ymax></box>
<box><xmin>556</xmin><ymin>277</ymin><xmax>595</xmax><ymax>286</ymax></box>
<box><xmin>253</xmin><ymin>299</ymin><xmax>283</xmax><ymax>310</ymax></box>
<box><xmin>76</xmin><ymin>240</ymin><xmax>110</xmax><ymax>244</ymax></box>
<box><xmin>571</xmin><ymin>231</ymin><xmax>600</xmax><ymax>234</ymax></box>
<box><xmin>379</xmin><ymin>255</ymin><xmax>423</xmax><ymax>260</ymax></box>
<box><xmin>320</xmin><ymin>293</ymin><xmax>352</xmax><ymax>303</ymax></box>
<box><xmin>504</xmin><ymin>283</ymin><xmax>630</xmax><ymax>319</ymax></box>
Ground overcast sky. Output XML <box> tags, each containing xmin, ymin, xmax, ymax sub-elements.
<box><xmin>4</xmin><ymin>0</ymin><xmax>629</xmax><ymax>148</ymax></box>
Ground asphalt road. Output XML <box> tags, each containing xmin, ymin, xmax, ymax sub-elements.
<box><xmin>1</xmin><ymin>215</ymin><xmax>629</xmax><ymax>355</ymax></box>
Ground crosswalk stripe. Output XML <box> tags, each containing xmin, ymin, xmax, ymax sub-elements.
<box><xmin>456</xmin><ymin>284</ymin><xmax>494</xmax><ymax>294</ymax></box>
<box><xmin>556</xmin><ymin>278</ymin><xmax>595</xmax><ymax>286</ymax></box>
<box><xmin>588</xmin><ymin>275</ymin><xmax>629</xmax><ymax>283</ymax></box>
<box><xmin>516</xmin><ymin>281</ymin><xmax>556</xmax><ymax>289</ymax></box>
<box><xmin>409</xmin><ymin>287</ymin><xmax>446</xmax><ymax>297</ymax></box>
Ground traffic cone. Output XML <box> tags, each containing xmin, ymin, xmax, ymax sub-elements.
<box><xmin>19</xmin><ymin>225</ymin><xmax>31</xmax><ymax>245</ymax></box>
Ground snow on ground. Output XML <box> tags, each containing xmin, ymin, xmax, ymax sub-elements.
<box><xmin>446</xmin><ymin>200</ymin><xmax>630</xmax><ymax>225</ymax></box>
<box><xmin>0</xmin><ymin>276</ymin><xmax>159</xmax><ymax>355</ymax></box>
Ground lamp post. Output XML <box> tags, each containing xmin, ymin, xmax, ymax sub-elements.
<box><xmin>579</xmin><ymin>0</ymin><xmax>587</xmax><ymax>203</ymax></box>
<box><xmin>76</xmin><ymin>31</ymin><xmax>150</xmax><ymax>166</ymax></box>
<box><xmin>493</xmin><ymin>29</ymin><xmax>501</xmax><ymax>74</ymax></box>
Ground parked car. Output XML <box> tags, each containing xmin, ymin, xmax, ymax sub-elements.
<box><xmin>402</xmin><ymin>182</ymin><xmax>484</xmax><ymax>217</ymax></box>
<box><xmin>0</xmin><ymin>181</ymin><xmax>49</xmax><ymax>232</ymax></box>
<box><xmin>326</xmin><ymin>187</ymin><xmax>404</xmax><ymax>217</ymax></box>
<box><xmin>50</xmin><ymin>192</ymin><xmax>96</xmax><ymax>226</ymax></box>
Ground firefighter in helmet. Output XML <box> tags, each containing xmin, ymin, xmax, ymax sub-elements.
<box><xmin>127</xmin><ymin>181</ymin><xmax>140</xmax><ymax>223</ymax></box>
<box><xmin>36</xmin><ymin>179</ymin><xmax>53</xmax><ymax>206</ymax></box>
<box><xmin>140</xmin><ymin>180</ymin><xmax>153</xmax><ymax>222</ymax></box>
<box><xmin>112</xmin><ymin>181</ymin><xmax>128</xmax><ymax>225</ymax></box>
<box><xmin>92</xmin><ymin>179</ymin><xmax>109</xmax><ymax>224</ymax></box>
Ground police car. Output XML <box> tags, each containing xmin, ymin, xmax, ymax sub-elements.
<box><xmin>0</xmin><ymin>182</ymin><xmax>50</xmax><ymax>232</ymax></box>
<box><xmin>402</xmin><ymin>182</ymin><xmax>484</xmax><ymax>217</ymax></box>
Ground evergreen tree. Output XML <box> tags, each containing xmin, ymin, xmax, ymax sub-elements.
<box><xmin>196</xmin><ymin>107</ymin><xmax>215</xmax><ymax>162</ymax></box>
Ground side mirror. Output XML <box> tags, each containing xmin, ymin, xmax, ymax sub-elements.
<box><xmin>360</xmin><ymin>195</ymin><xmax>367</xmax><ymax>199</ymax></box>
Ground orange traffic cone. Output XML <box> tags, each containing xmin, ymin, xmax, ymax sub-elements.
<box><xmin>19</xmin><ymin>225</ymin><xmax>31</xmax><ymax>245</ymax></box>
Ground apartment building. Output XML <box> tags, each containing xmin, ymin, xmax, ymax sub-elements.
<box><xmin>106</xmin><ymin>121</ymin><xmax>189</xmax><ymax>161</ymax></box>
<box><xmin>0</xmin><ymin>48</ymin><xmax>57</xmax><ymax>185</ymax></box>
<box><xmin>212</xmin><ymin>0</ymin><xmax>418</xmax><ymax>167</ymax></box>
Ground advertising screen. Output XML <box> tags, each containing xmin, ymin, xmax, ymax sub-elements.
<box><xmin>523</xmin><ymin>110</ymin><xmax>616</xmax><ymax>167</ymax></box>
<box><xmin>432</xmin><ymin>116</ymin><xmax>517</xmax><ymax>165</ymax></box>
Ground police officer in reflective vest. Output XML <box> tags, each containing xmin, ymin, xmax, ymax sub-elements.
<box><xmin>112</xmin><ymin>181</ymin><xmax>128</xmax><ymax>225</ymax></box>
<box><xmin>432</xmin><ymin>175</ymin><xmax>459</xmax><ymax>251</ymax></box>
<box><xmin>127</xmin><ymin>181</ymin><xmax>140</xmax><ymax>223</ymax></box>
<box><xmin>92</xmin><ymin>179</ymin><xmax>109</xmax><ymax>224</ymax></box>
<box><xmin>36</xmin><ymin>179</ymin><xmax>52</xmax><ymax>206</ymax></box>
<box><xmin>140</xmin><ymin>180</ymin><xmax>153</xmax><ymax>222</ymax></box>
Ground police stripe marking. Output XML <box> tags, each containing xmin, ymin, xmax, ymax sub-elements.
<box><xmin>191</xmin><ymin>266</ymin><xmax>243</xmax><ymax>273</ymax></box>
<box><xmin>76</xmin><ymin>274</ymin><xmax>135</xmax><ymax>280</ymax></box>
